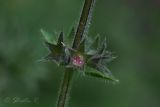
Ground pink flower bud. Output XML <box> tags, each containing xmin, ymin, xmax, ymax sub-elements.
<box><xmin>71</xmin><ymin>54</ymin><xmax>85</xmax><ymax>67</ymax></box>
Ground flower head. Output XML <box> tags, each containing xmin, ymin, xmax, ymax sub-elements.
<box><xmin>41</xmin><ymin>28</ymin><xmax>118</xmax><ymax>82</ymax></box>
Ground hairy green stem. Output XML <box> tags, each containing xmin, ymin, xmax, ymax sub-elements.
<box><xmin>73</xmin><ymin>0</ymin><xmax>95</xmax><ymax>49</ymax></box>
<box><xmin>56</xmin><ymin>69</ymin><xmax>74</xmax><ymax>107</ymax></box>
<box><xmin>56</xmin><ymin>0</ymin><xmax>94</xmax><ymax>107</ymax></box>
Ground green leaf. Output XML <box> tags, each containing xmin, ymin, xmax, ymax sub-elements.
<box><xmin>85</xmin><ymin>66</ymin><xmax>119</xmax><ymax>82</ymax></box>
<box><xmin>40</xmin><ymin>29</ymin><xmax>57</xmax><ymax>44</ymax></box>
<box><xmin>67</xmin><ymin>27</ymin><xmax>75</xmax><ymax>46</ymax></box>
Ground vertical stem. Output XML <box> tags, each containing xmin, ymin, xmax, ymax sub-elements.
<box><xmin>56</xmin><ymin>0</ymin><xmax>94</xmax><ymax>107</ymax></box>
<box><xmin>73</xmin><ymin>0</ymin><xmax>94</xmax><ymax>49</ymax></box>
<box><xmin>56</xmin><ymin>69</ymin><xmax>73</xmax><ymax>107</ymax></box>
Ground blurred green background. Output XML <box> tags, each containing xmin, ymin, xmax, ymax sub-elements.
<box><xmin>0</xmin><ymin>0</ymin><xmax>160</xmax><ymax>107</ymax></box>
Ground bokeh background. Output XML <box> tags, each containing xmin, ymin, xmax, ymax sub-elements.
<box><xmin>0</xmin><ymin>0</ymin><xmax>160</xmax><ymax>107</ymax></box>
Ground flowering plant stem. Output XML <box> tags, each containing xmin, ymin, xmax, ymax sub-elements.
<box><xmin>56</xmin><ymin>0</ymin><xmax>94</xmax><ymax>107</ymax></box>
<box><xmin>56</xmin><ymin>68</ymin><xmax>74</xmax><ymax>107</ymax></box>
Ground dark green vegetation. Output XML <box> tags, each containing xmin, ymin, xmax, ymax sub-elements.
<box><xmin>0</xmin><ymin>0</ymin><xmax>160</xmax><ymax>107</ymax></box>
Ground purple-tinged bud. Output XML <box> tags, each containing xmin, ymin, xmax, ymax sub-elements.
<box><xmin>71</xmin><ymin>54</ymin><xmax>85</xmax><ymax>67</ymax></box>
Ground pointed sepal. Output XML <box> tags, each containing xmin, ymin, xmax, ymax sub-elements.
<box><xmin>86</xmin><ymin>35</ymin><xmax>100</xmax><ymax>55</ymax></box>
<box><xmin>57</xmin><ymin>32</ymin><xmax>64</xmax><ymax>46</ymax></box>
<box><xmin>98</xmin><ymin>37</ymin><xmax>107</xmax><ymax>55</ymax></box>
<box><xmin>45</xmin><ymin>42</ymin><xmax>57</xmax><ymax>52</ymax></box>
<box><xmin>91</xmin><ymin>34</ymin><xmax>100</xmax><ymax>49</ymax></box>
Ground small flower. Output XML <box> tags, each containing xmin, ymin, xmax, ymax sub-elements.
<box><xmin>71</xmin><ymin>54</ymin><xmax>85</xmax><ymax>67</ymax></box>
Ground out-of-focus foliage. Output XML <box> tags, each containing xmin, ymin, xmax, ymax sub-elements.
<box><xmin>0</xmin><ymin>0</ymin><xmax>160</xmax><ymax>107</ymax></box>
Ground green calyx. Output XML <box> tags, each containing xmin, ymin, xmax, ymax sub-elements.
<box><xmin>41</xmin><ymin>28</ymin><xmax>119</xmax><ymax>82</ymax></box>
